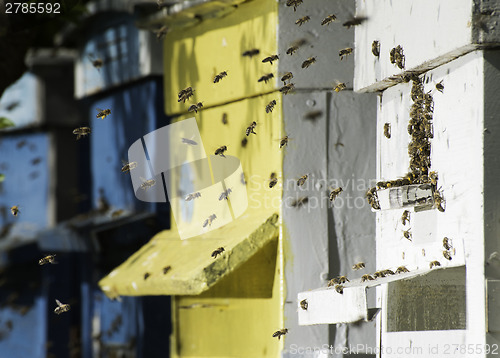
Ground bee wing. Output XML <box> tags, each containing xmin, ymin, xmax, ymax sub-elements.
<box><xmin>140</xmin><ymin>176</ymin><xmax>147</xmax><ymax>182</ymax></box>
<box><xmin>55</xmin><ymin>299</ymin><xmax>62</xmax><ymax>307</ymax></box>
<box><xmin>96</xmin><ymin>108</ymin><xmax>104</xmax><ymax>112</ymax></box>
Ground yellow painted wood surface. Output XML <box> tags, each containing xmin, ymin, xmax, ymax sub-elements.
<box><xmin>164</xmin><ymin>0</ymin><xmax>278</xmax><ymax>115</ymax></box>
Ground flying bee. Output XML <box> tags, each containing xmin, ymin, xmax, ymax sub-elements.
<box><xmin>73</xmin><ymin>127</ymin><xmax>91</xmax><ymax>140</ymax></box>
<box><xmin>372</xmin><ymin>40</ymin><xmax>380</xmax><ymax>57</ymax></box>
<box><xmin>96</xmin><ymin>108</ymin><xmax>111</xmax><ymax>120</ymax></box>
<box><xmin>396</xmin><ymin>266</ymin><xmax>409</xmax><ymax>274</ymax></box>
<box><xmin>290</xmin><ymin>196</ymin><xmax>308</xmax><ymax>208</ymax></box>
<box><xmin>285</xmin><ymin>0</ymin><xmax>303</xmax><ymax>11</ymax></box>
<box><xmin>343</xmin><ymin>16</ymin><xmax>367</xmax><ymax>28</ymax></box>
<box><xmin>266</xmin><ymin>100</ymin><xmax>277</xmax><ymax>113</ymax></box>
<box><xmin>203</xmin><ymin>214</ymin><xmax>217</xmax><ymax>228</ymax></box>
<box><xmin>443</xmin><ymin>237</ymin><xmax>452</xmax><ymax>250</ymax></box>
<box><xmin>178</xmin><ymin>87</ymin><xmax>194</xmax><ymax>103</ymax></box>
<box><xmin>429</xmin><ymin>171</ymin><xmax>438</xmax><ymax>186</ymax></box>
<box><xmin>185</xmin><ymin>192</ymin><xmax>201</xmax><ymax>201</ymax></box>
<box><xmin>269</xmin><ymin>173</ymin><xmax>278</xmax><ymax>188</ymax></box>
<box><xmin>384</xmin><ymin>123</ymin><xmax>391</xmax><ymax>138</ymax></box>
<box><xmin>279</xmin><ymin>135</ymin><xmax>290</xmax><ymax>148</ymax></box>
<box><xmin>335</xmin><ymin>285</ymin><xmax>344</xmax><ymax>294</ymax></box>
<box><xmin>10</xmin><ymin>205</ymin><xmax>20</xmax><ymax>217</ymax></box>
<box><xmin>54</xmin><ymin>299</ymin><xmax>70</xmax><ymax>315</ymax></box>
<box><xmin>215</xmin><ymin>145</ymin><xmax>228</xmax><ymax>157</ymax></box>
<box><xmin>286</xmin><ymin>45</ymin><xmax>299</xmax><ymax>55</ymax></box>
<box><xmin>334</xmin><ymin>83</ymin><xmax>346</xmax><ymax>92</ymax></box>
<box><xmin>262</xmin><ymin>55</ymin><xmax>279</xmax><ymax>65</ymax></box>
<box><xmin>321</xmin><ymin>14</ymin><xmax>337</xmax><ymax>25</ymax></box>
<box><xmin>401</xmin><ymin>210</ymin><xmax>410</xmax><ymax>225</ymax></box>
<box><xmin>329</xmin><ymin>187</ymin><xmax>343</xmax><ymax>202</ymax></box>
<box><xmin>300</xmin><ymin>299</ymin><xmax>308</xmax><ymax>310</ymax></box>
<box><xmin>88</xmin><ymin>55</ymin><xmax>103</xmax><ymax>70</ymax></box>
<box><xmin>443</xmin><ymin>250</ymin><xmax>452</xmax><ymax>261</ymax></box>
<box><xmin>121</xmin><ymin>160</ymin><xmax>137</xmax><ymax>173</ymax></box>
<box><xmin>429</xmin><ymin>260</ymin><xmax>441</xmax><ymax>269</ymax></box>
<box><xmin>163</xmin><ymin>266</ymin><xmax>172</xmax><ymax>274</ymax></box>
<box><xmin>403</xmin><ymin>229</ymin><xmax>412</xmax><ymax>241</ymax></box>
<box><xmin>213</xmin><ymin>71</ymin><xmax>228</xmax><ymax>83</ymax></box>
<box><xmin>327</xmin><ymin>277</ymin><xmax>339</xmax><ymax>287</ymax></box>
<box><xmin>222</xmin><ymin>113</ymin><xmax>228</xmax><ymax>124</ymax></box>
<box><xmin>153</xmin><ymin>25</ymin><xmax>168</xmax><ymax>40</ymax></box>
<box><xmin>181</xmin><ymin>137</ymin><xmax>198</xmax><ymax>146</ymax></box>
<box><xmin>295</xmin><ymin>16</ymin><xmax>310</xmax><ymax>26</ymax></box>
<box><xmin>433</xmin><ymin>190</ymin><xmax>445</xmax><ymax>212</ymax></box>
<box><xmin>241</xmin><ymin>137</ymin><xmax>248</xmax><ymax>147</ymax></box>
<box><xmin>140</xmin><ymin>177</ymin><xmax>156</xmax><ymax>191</ymax></box>
<box><xmin>246</xmin><ymin>121</ymin><xmax>257</xmax><ymax>136</ymax></box>
<box><xmin>279</xmin><ymin>83</ymin><xmax>295</xmax><ymax>95</ymax></box>
<box><xmin>373</xmin><ymin>271</ymin><xmax>385</xmax><ymax>278</ymax></box>
<box><xmin>361</xmin><ymin>274</ymin><xmax>374</xmax><ymax>282</ymax></box>
<box><xmin>219</xmin><ymin>188</ymin><xmax>232</xmax><ymax>201</ymax></box>
<box><xmin>272</xmin><ymin>328</ymin><xmax>288</xmax><ymax>340</ymax></box>
<box><xmin>297</xmin><ymin>175</ymin><xmax>308</xmax><ymax>187</ymax></box>
<box><xmin>242</xmin><ymin>49</ymin><xmax>260</xmax><ymax>58</ymax></box>
<box><xmin>144</xmin><ymin>272</ymin><xmax>151</xmax><ymax>280</ymax></box>
<box><xmin>352</xmin><ymin>262</ymin><xmax>365</xmax><ymax>270</ymax></box>
<box><xmin>435</xmin><ymin>81</ymin><xmax>444</xmax><ymax>93</ymax></box>
<box><xmin>38</xmin><ymin>254</ymin><xmax>56</xmax><ymax>265</ymax></box>
<box><xmin>188</xmin><ymin>102</ymin><xmax>203</xmax><ymax>113</ymax></box>
<box><xmin>258</xmin><ymin>73</ymin><xmax>274</xmax><ymax>84</ymax></box>
<box><xmin>338</xmin><ymin>276</ymin><xmax>349</xmax><ymax>284</ymax></box>
<box><xmin>281</xmin><ymin>72</ymin><xmax>293</xmax><ymax>83</ymax></box>
<box><xmin>301</xmin><ymin>57</ymin><xmax>316</xmax><ymax>69</ymax></box>
<box><xmin>211</xmin><ymin>247</ymin><xmax>224</xmax><ymax>258</ymax></box>
<box><xmin>339</xmin><ymin>48</ymin><xmax>353</xmax><ymax>60</ymax></box>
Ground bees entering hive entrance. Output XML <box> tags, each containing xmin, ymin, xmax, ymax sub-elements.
<box><xmin>386</xmin><ymin>266</ymin><xmax>466</xmax><ymax>332</ymax></box>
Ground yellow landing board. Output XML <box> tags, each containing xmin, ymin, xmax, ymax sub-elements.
<box><xmin>164</xmin><ymin>0</ymin><xmax>278</xmax><ymax>115</ymax></box>
<box><xmin>98</xmin><ymin>210</ymin><xmax>278</xmax><ymax>297</ymax></box>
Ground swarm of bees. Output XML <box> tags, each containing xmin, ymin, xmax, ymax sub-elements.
<box><xmin>300</xmin><ymin>299</ymin><xmax>308</xmax><ymax>310</ymax></box>
<box><xmin>213</xmin><ymin>71</ymin><xmax>228</xmax><ymax>83</ymax></box>
<box><xmin>185</xmin><ymin>192</ymin><xmax>201</xmax><ymax>201</ymax></box>
<box><xmin>329</xmin><ymin>187</ymin><xmax>343</xmax><ymax>202</ymax></box>
<box><xmin>203</xmin><ymin>214</ymin><xmax>217</xmax><ymax>228</ymax></box>
<box><xmin>352</xmin><ymin>262</ymin><xmax>365</xmax><ymax>270</ymax></box>
<box><xmin>372</xmin><ymin>40</ymin><xmax>380</xmax><ymax>57</ymax></box>
<box><xmin>140</xmin><ymin>177</ymin><xmax>156</xmax><ymax>191</ymax></box>
<box><xmin>339</xmin><ymin>48</ymin><xmax>353</xmax><ymax>61</ymax></box>
<box><xmin>279</xmin><ymin>83</ymin><xmax>295</xmax><ymax>95</ymax></box>
<box><xmin>10</xmin><ymin>205</ymin><xmax>20</xmax><ymax>217</ymax></box>
<box><xmin>211</xmin><ymin>247</ymin><xmax>224</xmax><ymax>258</ymax></box>
<box><xmin>215</xmin><ymin>145</ymin><xmax>228</xmax><ymax>157</ymax></box>
<box><xmin>178</xmin><ymin>87</ymin><xmax>194</xmax><ymax>103</ymax></box>
<box><xmin>321</xmin><ymin>14</ymin><xmax>336</xmax><ymax>25</ymax></box>
<box><xmin>301</xmin><ymin>57</ymin><xmax>316</xmax><ymax>68</ymax></box>
<box><xmin>295</xmin><ymin>16</ymin><xmax>310</xmax><ymax>26</ymax></box>
<box><xmin>242</xmin><ymin>49</ymin><xmax>260</xmax><ymax>58</ymax></box>
<box><xmin>262</xmin><ymin>55</ymin><xmax>279</xmax><ymax>65</ymax></box>
<box><xmin>383</xmin><ymin>123</ymin><xmax>391</xmax><ymax>138</ymax></box>
<box><xmin>39</xmin><ymin>254</ymin><xmax>56</xmax><ymax>265</ymax></box>
<box><xmin>334</xmin><ymin>83</ymin><xmax>346</xmax><ymax>92</ymax></box>
<box><xmin>297</xmin><ymin>175</ymin><xmax>308</xmax><ymax>187</ymax></box>
<box><xmin>266</xmin><ymin>100</ymin><xmax>277</xmax><ymax>113</ymax></box>
<box><xmin>281</xmin><ymin>72</ymin><xmax>293</xmax><ymax>83</ymax></box>
<box><xmin>272</xmin><ymin>328</ymin><xmax>288</xmax><ymax>340</ymax></box>
<box><xmin>219</xmin><ymin>188</ymin><xmax>232</xmax><ymax>200</ymax></box>
<box><xmin>188</xmin><ymin>102</ymin><xmax>203</xmax><ymax>113</ymax></box>
<box><xmin>390</xmin><ymin>45</ymin><xmax>405</xmax><ymax>69</ymax></box>
<box><xmin>73</xmin><ymin>127</ymin><xmax>91</xmax><ymax>140</ymax></box>
<box><xmin>246</xmin><ymin>121</ymin><xmax>257</xmax><ymax>136</ymax></box>
<box><xmin>96</xmin><ymin>108</ymin><xmax>111</xmax><ymax>120</ymax></box>
<box><xmin>54</xmin><ymin>299</ymin><xmax>70</xmax><ymax>315</ymax></box>
<box><xmin>258</xmin><ymin>73</ymin><xmax>274</xmax><ymax>84</ymax></box>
